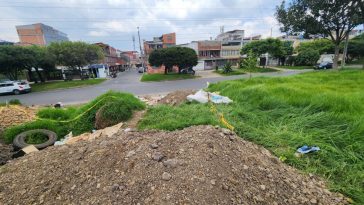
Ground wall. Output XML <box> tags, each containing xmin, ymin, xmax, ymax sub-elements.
<box><xmin>147</xmin><ymin>65</ymin><xmax>179</xmax><ymax>74</ymax></box>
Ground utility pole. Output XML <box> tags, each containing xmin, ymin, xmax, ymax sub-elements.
<box><xmin>270</xmin><ymin>27</ymin><xmax>273</xmax><ymax>38</ymax></box>
<box><xmin>132</xmin><ymin>35</ymin><xmax>136</xmax><ymax>51</ymax></box>
<box><xmin>137</xmin><ymin>27</ymin><xmax>144</xmax><ymax>73</ymax></box>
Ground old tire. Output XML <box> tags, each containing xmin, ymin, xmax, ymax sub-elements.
<box><xmin>13</xmin><ymin>129</ymin><xmax>57</xmax><ymax>150</ymax></box>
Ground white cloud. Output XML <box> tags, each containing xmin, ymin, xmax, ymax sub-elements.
<box><xmin>0</xmin><ymin>0</ymin><xmax>283</xmax><ymax>49</ymax></box>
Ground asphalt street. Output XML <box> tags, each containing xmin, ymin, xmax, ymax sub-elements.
<box><xmin>0</xmin><ymin>69</ymin><xmax>309</xmax><ymax>105</ymax></box>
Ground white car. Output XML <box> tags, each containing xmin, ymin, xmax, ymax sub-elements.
<box><xmin>0</xmin><ymin>81</ymin><xmax>31</xmax><ymax>95</ymax></box>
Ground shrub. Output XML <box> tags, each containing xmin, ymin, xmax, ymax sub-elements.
<box><xmin>223</xmin><ymin>62</ymin><xmax>233</xmax><ymax>73</ymax></box>
<box><xmin>295</xmin><ymin>49</ymin><xmax>320</xmax><ymax>66</ymax></box>
<box><xmin>95</xmin><ymin>100</ymin><xmax>133</xmax><ymax>129</ymax></box>
<box><xmin>0</xmin><ymin>99</ymin><xmax>21</xmax><ymax>106</ymax></box>
<box><xmin>2</xmin><ymin>91</ymin><xmax>146</xmax><ymax>143</ymax></box>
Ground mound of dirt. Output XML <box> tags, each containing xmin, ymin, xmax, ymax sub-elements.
<box><xmin>0</xmin><ymin>105</ymin><xmax>36</xmax><ymax>165</ymax></box>
<box><xmin>0</xmin><ymin>126</ymin><xmax>348</xmax><ymax>205</ymax></box>
<box><xmin>0</xmin><ymin>105</ymin><xmax>36</xmax><ymax>131</ymax></box>
<box><xmin>158</xmin><ymin>89</ymin><xmax>195</xmax><ymax>106</ymax></box>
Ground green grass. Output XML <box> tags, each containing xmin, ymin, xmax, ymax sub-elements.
<box><xmin>141</xmin><ymin>73</ymin><xmax>198</xmax><ymax>82</ymax></box>
<box><xmin>138</xmin><ymin>69</ymin><xmax>364</xmax><ymax>204</ymax></box>
<box><xmin>0</xmin><ymin>99</ymin><xmax>21</xmax><ymax>107</ymax></box>
<box><xmin>24</xmin><ymin>132</ymin><xmax>49</xmax><ymax>144</ymax></box>
<box><xmin>215</xmin><ymin>67</ymin><xmax>278</xmax><ymax>76</ymax></box>
<box><xmin>2</xmin><ymin>91</ymin><xmax>145</xmax><ymax>143</ymax></box>
<box><xmin>214</xmin><ymin>69</ymin><xmax>246</xmax><ymax>76</ymax></box>
<box><xmin>30</xmin><ymin>79</ymin><xmax>106</xmax><ymax>92</ymax></box>
<box><xmin>276</xmin><ymin>65</ymin><xmax>314</xmax><ymax>69</ymax></box>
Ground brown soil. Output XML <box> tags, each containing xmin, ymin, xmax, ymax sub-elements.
<box><xmin>0</xmin><ymin>105</ymin><xmax>37</xmax><ymax>165</ymax></box>
<box><xmin>0</xmin><ymin>126</ymin><xmax>348</xmax><ymax>205</ymax></box>
<box><xmin>158</xmin><ymin>89</ymin><xmax>195</xmax><ymax>106</ymax></box>
<box><xmin>0</xmin><ymin>105</ymin><xmax>36</xmax><ymax>131</ymax></box>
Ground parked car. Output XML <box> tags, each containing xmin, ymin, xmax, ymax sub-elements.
<box><xmin>0</xmin><ymin>81</ymin><xmax>31</xmax><ymax>95</ymax></box>
<box><xmin>315</xmin><ymin>62</ymin><xmax>333</xmax><ymax>70</ymax></box>
<box><xmin>181</xmin><ymin>67</ymin><xmax>196</xmax><ymax>75</ymax></box>
<box><xmin>138</xmin><ymin>67</ymin><xmax>147</xmax><ymax>73</ymax></box>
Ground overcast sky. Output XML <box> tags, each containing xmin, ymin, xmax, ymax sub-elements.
<box><xmin>0</xmin><ymin>0</ymin><xmax>283</xmax><ymax>51</ymax></box>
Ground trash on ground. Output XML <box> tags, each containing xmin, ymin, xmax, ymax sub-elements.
<box><xmin>54</xmin><ymin>122</ymin><xmax>123</xmax><ymax>145</ymax></box>
<box><xmin>296</xmin><ymin>145</ymin><xmax>320</xmax><ymax>154</ymax></box>
<box><xmin>187</xmin><ymin>89</ymin><xmax>233</xmax><ymax>104</ymax></box>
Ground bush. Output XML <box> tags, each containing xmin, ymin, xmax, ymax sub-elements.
<box><xmin>95</xmin><ymin>100</ymin><xmax>133</xmax><ymax>129</ymax></box>
<box><xmin>0</xmin><ymin>99</ymin><xmax>21</xmax><ymax>106</ymax></box>
<box><xmin>223</xmin><ymin>62</ymin><xmax>233</xmax><ymax>73</ymax></box>
<box><xmin>295</xmin><ymin>49</ymin><xmax>320</xmax><ymax>66</ymax></box>
<box><xmin>2</xmin><ymin>91</ymin><xmax>145</xmax><ymax>143</ymax></box>
<box><xmin>37</xmin><ymin>107</ymin><xmax>77</xmax><ymax>121</ymax></box>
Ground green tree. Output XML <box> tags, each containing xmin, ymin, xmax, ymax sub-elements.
<box><xmin>0</xmin><ymin>46</ymin><xmax>30</xmax><ymax>80</ymax></box>
<box><xmin>296</xmin><ymin>39</ymin><xmax>335</xmax><ymax>55</ymax></box>
<box><xmin>48</xmin><ymin>41</ymin><xmax>104</xmax><ymax>77</ymax></box>
<box><xmin>241</xmin><ymin>38</ymin><xmax>293</xmax><ymax>66</ymax></box>
<box><xmin>27</xmin><ymin>46</ymin><xmax>56</xmax><ymax>83</ymax></box>
<box><xmin>295</xmin><ymin>48</ymin><xmax>320</xmax><ymax>66</ymax></box>
<box><xmin>241</xmin><ymin>50</ymin><xmax>258</xmax><ymax>78</ymax></box>
<box><xmin>347</xmin><ymin>34</ymin><xmax>364</xmax><ymax>62</ymax></box>
<box><xmin>276</xmin><ymin>0</ymin><xmax>363</xmax><ymax>69</ymax></box>
<box><xmin>148</xmin><ymin>47</ymin><xmax>197</xmax><ymax>74</ymax></box>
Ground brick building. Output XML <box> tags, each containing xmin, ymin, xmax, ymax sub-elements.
<box><xmin>143</xmin><ymin>32</ymin><xmax>176</xmax><ymax>56</ymax></box>
<box><xmin>16</xmin><ymin>23</ymin><xmax>69</xmax><ymax>46</ymax></box>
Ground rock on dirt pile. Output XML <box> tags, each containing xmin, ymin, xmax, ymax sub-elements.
<box><xmin>0</xmin><ymin>126</ymin><xmax>348</xmax><ymax>205</ymax></box>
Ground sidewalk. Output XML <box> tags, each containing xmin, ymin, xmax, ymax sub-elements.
<box><xmin>195</xmin><ymin>70</ymin><xmax>221</xmax><ymax>78</ymax></box>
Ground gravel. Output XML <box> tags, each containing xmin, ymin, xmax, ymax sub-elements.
<box><xmin>0</xmin><ymin>126</ymin><xmax>349</xmax><ymax>204</ymax></box>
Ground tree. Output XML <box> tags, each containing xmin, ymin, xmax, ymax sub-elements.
<box><xmin>295</xmin><ymin>48</ymin><xmax>320</xmax><ymax>66</ymax></box>
<box><xmin>148</xmin><ymin>47</ymin><xmax>198</xmax><ymax>74</ymax></box>
<box><xmin>240</xmin><ymin>50</ymin><xmax>258</xmax><ymax>78</ymax></box>
<box><xmin>241</xmin><ymin>38</ymin><xmax>293</xmax><ymax>66</ymax></box>
<box><xmin>0</xmin><ymin>46</ymin><xmax>31</xmax><ymax>80</ymax></box>
<box><xmin>296</xmin><ymin>39</ymin><xmax>335</xmax><ymax>55</ymax></box>
<box><xmin>48</xmin><ymin>41</ymin><xmax>103</xmax><ymax>77</ymax></box>
<box><xmin>347</xmin><ymin>34</ymin><xmax>364</xmax><ymax>62</ymax></box>
<box><xmin>276</xmin><ymin>0</ymin><xmax>363</xmax><ymax>69</ymax></box>
<box><xmin>26</xmin><ymin>46</ymin><xmax>56</xmax><ymax>83</ymax></box>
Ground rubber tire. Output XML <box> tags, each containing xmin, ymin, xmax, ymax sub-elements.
<box><xmin>13</xmin><ymin>129</ymin><xmax>57</xmax><ymax>150</ymax></box>
<box><xmin>13</xmin><ymin>89</ymin><xmax>20</xmax><ymax>95</ymax></box>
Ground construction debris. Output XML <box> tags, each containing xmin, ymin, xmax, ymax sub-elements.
<box><xmin>0</xmin><ymin>126</ymin><xmax>349</xmax><ymax>204</ymax></box>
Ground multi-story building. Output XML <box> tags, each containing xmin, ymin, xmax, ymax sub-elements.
<box><xmin>16</xmin><ymin>23</ymin><xmax>69</xmax><ymax>46</ymax></box>
<box><xmin>143</xmin><ymin>32</ymin><xmax>176</xmax><ymax>56</ymax></box>
<box><xmin>121</xmin><ymin>51</ymin><xmax>141</xmax><ymax>68</ymax></box>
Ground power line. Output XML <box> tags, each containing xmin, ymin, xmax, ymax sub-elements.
<box><xmin>0</xmin><ymin>4</ymin><xmax>275</xmax><ymax>10</ymax></box>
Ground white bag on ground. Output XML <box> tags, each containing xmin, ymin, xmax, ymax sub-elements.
<box><xmin>187</xmin><ymin>90</ymin><xmax>232</xmax><ymax>104</ymax></box>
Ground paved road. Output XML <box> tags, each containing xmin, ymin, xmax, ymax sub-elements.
<box><xmin>0</xmin><ymin>69</ymin><xmax>309</xmax><ymax>105</ymax></box>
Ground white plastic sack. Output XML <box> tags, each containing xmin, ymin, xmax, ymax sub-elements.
<box><xmin>187</xmin><ymin>89</ymin><xmax>232</xmax><ymax>104</ymax></box>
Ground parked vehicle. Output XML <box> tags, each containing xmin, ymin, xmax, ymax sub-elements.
<box><xmin>138</xmin><ymin>67</ymin><xmax>147</xmax><ymax>73</ymax></box>
<box><xmin>181</xmin><ymin>67</ymin><xmax>196</xmax><ymax>75</ymax></box>
<box><xmin>0</xmin><ymin>81</ymin><xmax>31</xmax><ymax>95</ymax></box>
<box><xmin>314</xmin><ymin>62</ymin><xmax>333</xmax><ymax>70</ymax></box>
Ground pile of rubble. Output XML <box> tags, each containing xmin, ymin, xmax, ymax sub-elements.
<box><xmin>0</xmin><ymin>126</ymin><xmax>349</xmax><ymax>204</ymax></box>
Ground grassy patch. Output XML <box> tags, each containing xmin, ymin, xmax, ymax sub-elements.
<box><xmin>30</xmin><ymin>79</ymin><xmax>106</xmax><ymax>92</ymax></box>
<box><xmin>25</xmin><ymin>132</ymin><xmax>49</xmax><ymax>144</ymax></box>
<box><xmin>0</xmin><ymin>99</ymin><xmax>21</xmax><ymax>107</ymax></box>
<box><xmin>2</xmin><ymin>91</ymin><xmax>145</xmax><ymax>143</ymax></box>
<box><xmin>141</xmin><ymin>73</ymin><xmax>198</xmax><ymax>82</ymax></box>
<box><xmin>276</xmin><ymin>65</ymin><xmax>314</xmax><ymax>69</ymax></box>
<box><xmin>138</xmin><ymin>69</ymin><xmax>364</xmax><ymax>204</ymax></box>
<box><xmin>214</xmin><ymin>69</ymin><xmax>245</xmax><ymax>76</ymax></box>
<box><xmin>215</xmin><ymin>67</ymin><xmax>277</xmax><ymax>76</ymax></box>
